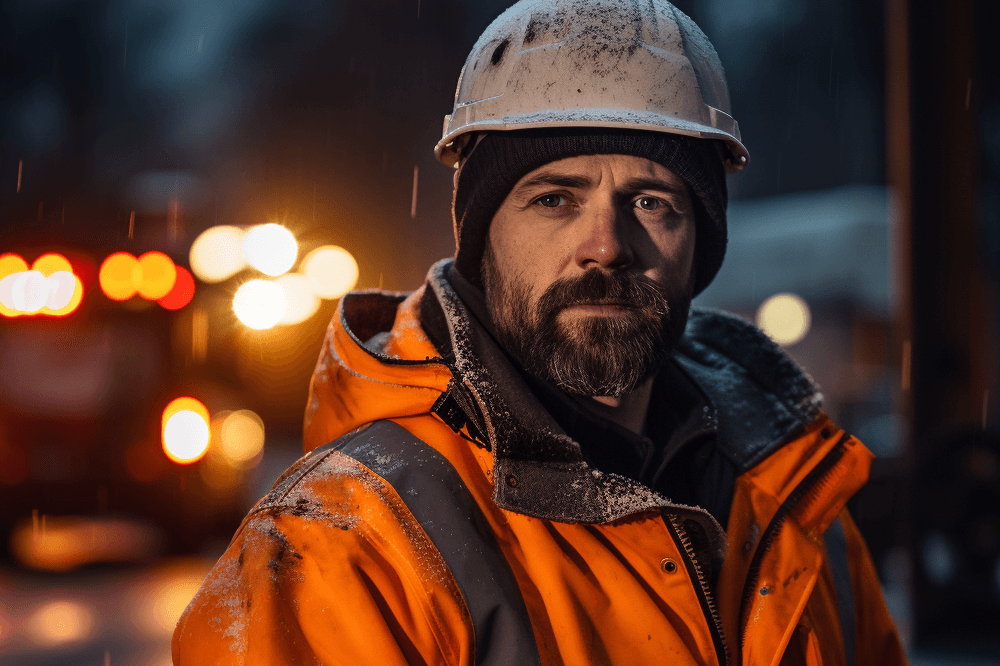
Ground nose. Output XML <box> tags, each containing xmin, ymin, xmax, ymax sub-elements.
<box><xmin>573</xmin><ymin>201</ymin><xmax>633</xmax><ymax>271</ymax></box>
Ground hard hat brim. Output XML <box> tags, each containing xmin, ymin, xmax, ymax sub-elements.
<box><xmin>435</xmin><ymin>108</ymin><xmax>749</xmax><ymax>173</ymax></box>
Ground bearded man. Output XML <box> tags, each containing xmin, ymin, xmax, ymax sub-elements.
<box><xmin>174</xmin><ymin>1</ymin><xmax>908</xmax><ymax>664</ymax></box>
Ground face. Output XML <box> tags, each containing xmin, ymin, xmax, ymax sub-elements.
<box><xmin>482</xmin><ymin>153</ymin><xmax>697</xmax><ymax>397</ymax></box>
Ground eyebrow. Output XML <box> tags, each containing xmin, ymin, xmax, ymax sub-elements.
<box><xmin>514</xmin><ymin>173</ymin><xmax>593</xmax><ymax>191</ymax></box>
<box><xmin>512</xmin><ymin>172</ymin><xmax>687</xmax><ymax>196</ymax></box>
<box><xmin>619</xmin><ymin>177</ymin><xmax>688</xmax><ymax>196</ymax></box>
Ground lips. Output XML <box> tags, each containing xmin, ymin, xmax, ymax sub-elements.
<box><xmin>562</xmin><ymin>300</ymin><xmax>636</xmax><ymax>310</ymax></box>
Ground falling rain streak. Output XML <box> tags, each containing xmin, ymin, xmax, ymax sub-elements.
<box><xmin>411</xmin><ymin>165</ymin><xmax>419</xmax><ymax>219</ymax></box>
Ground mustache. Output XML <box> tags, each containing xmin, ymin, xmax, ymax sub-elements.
<box><xmin>536</xmin><ymin>270</ymin><xmax>670</xmax><ymax>319</ymax></box>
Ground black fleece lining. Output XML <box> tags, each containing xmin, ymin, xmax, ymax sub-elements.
<box><xmin>525</xmin><ymin>360</ymin><xmax>736</xmax><ymax>528</ymax></box>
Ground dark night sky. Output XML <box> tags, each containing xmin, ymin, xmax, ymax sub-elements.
<box><xmin>1</xmin><ymin>0</ymin><xmax>889</xmax><ymax>290</ymax></box>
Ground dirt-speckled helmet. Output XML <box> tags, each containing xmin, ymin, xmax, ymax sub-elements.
<box><xmin>434</xmin><ymin>0</ymin><xmax>748</xmax><ymax>172</ymax></box>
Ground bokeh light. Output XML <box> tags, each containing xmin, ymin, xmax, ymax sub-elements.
<box><xmin>162</xmin><ymin>397</ymin><xmax>211</xmax><ymax>464</ymax></box>
<box><xmin>219</xmin><ymin>410</ymin><xmax>266</xmax><ymax>465</ymax></box>
<box><xmin>131</xmin><ymin>561</ymin><xmax>211</xmax><ymax>641</ymax></box>
<box><xmin>26</xmin><ymin>600</ymin><xmax>95</xmax><ymax>646</ymax></box>
<box><xmin>135</xmin><ymin>570</ymin><xmax>206</xmax><ymax>637</ymax></box>
<box><xmin>301</xmin><ymin>245</ymin><xmax>359</xmax><ymax>299</ymax></box>
<box><xmin>10</xmin><ymin>516</ymin><xmax>163</xmax><ymax>572</ymax></box>
<box><xmin>233</xmin><ymin>279</ymin><xmax>286</xmax><ymax>330</ymax></box>
<box><xmin>0</xmin><ymin>263</ymin><xmax>84</xmax><ymax>317</ymax></box>
<box><xmin>243</xmin><ymin>223</ymin><xmax>297</xmax><ymax>277</ymax></box>
<box><xmin>157</xmin><ymin>265</ymin><xmax>195</xmax><ymax>310</ymax></box>
<box><xmin>30</xmin><ymin>253</ymin><xmax>73</xmax><ymax>276</ymax></box>
<box><xmin>0</xmin><ymin>254</ymin><xmax>29</xmax><ymax>278</ymax></box>
<box><xmin>0</xmin><ymin>255</ymin><xmax>29</xmax><ymax>317</ymax></box>
<box><xmin>0</xmin><ymin>254</ymin><xmax>84</xmax><ymax>316</ymax></box>
<box><xmin>99</xmin><ymin>252</ymin><xmax>142</xmax><ymax>301</ymax></box>
<box><xmin>201</xmin><ymin>414</ymin><xmax>241</xmax><ymax>491</ymax></box>
<box><xmin>189</xmin><ymin>225</ymin><xmax>248</xmax><ymax>283</ymax></box>
<box><xmin>756</xmin><ymin>293</ymin><xmax>812</xmax><ymax>346</ymax></box>
<box><xmin>45</xmin><ymin>271</ymin><xmax>76</xmax><ymax>310</ymax></box>
<box><xmin>276</xmin><ymin>273</ymin><xmax>320</xmax><ymax>324</ymax></box>
<box><xmin>137</xmin><ymin>251</ymin><xmax>178</xmax><ymax>300</ymax></box>
<box><xmin>46</xmin><ymin>275</ymin><xmax>83</xmax><ymax>317</ymax></box>
<box><xmin>11</xmin><ymin>271</ymin><xmax>49</xmax><ymax>313</ymax></box>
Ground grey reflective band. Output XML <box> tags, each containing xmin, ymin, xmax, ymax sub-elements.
<box><xmin>823</xmin><ymin>516</ymin><xmax>856</xmax><ymax>666</ymax></box>
<box><xmin>325</xmin><ymin>421</ymin><xmax>541</xmax><ymax>666</ymax></box>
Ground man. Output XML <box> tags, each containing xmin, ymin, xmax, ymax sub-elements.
<box><xmin>174</xmin><ymin>1</ymin><xmax>907</xmax><ymax>664</ymax></box>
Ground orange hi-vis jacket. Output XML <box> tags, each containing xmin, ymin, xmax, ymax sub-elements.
<box><xmin>174</xmin><ymin>260</ymin><xmax>907</xmax><ymax>666</ymax></box>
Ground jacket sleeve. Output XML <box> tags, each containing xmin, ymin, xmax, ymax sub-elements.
<box><xmin>172</xmin><ymin>501</ymin><xmax>475</xmax><ymax>664</ymax></box>
<box><xmin>840</xmin><ymin>509</ymin><xmax>909</xmax><ymax>666</ymax></box>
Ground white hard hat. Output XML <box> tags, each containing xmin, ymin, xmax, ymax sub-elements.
<box><xmin>434</xmin><ymin>0</ymin><xmax>748</xmax><ymax>172</ymax></box>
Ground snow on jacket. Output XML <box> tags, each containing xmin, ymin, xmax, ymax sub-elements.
<box><xmin>173</xmin><ymin>259</ymin><xmax>907</xmax><ymax>666</ymax></box>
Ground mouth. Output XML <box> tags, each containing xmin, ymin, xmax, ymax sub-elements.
<box><xmin>560</xmin><ymin>302</ymin><xmax>633</xmax><ymax>316</ymax></box>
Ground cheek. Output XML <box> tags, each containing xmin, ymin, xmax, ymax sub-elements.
<box><xmin>645</xmin><ymin>222</ymin><xmax>696</xmax><ymax>288</ymax></box>
<box><xmin>489</xmin><ymin>218</ymin><xmax>572</xmax><ymax>298</ymax></box>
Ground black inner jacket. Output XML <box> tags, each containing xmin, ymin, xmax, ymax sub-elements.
<box><xmin>443</xmin><ymin>265</ymin><xmax>737</xmax><ymax>530</ymax></box>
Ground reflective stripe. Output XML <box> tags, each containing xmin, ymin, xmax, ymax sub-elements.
<box><xmin>823</xmin><ymin>516</ymin><xmax>855</xmax><ymax>666</ymax></box>
<box><xmin>325</xmin><ymin>421</ymin><xmax>541</xmax><ymax>666</ymax></box>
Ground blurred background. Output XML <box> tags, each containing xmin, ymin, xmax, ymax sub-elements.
<box><xmin>0</xmin><ymin>0</ymin><xmax>998</xmax><ymax>663</ymax></box>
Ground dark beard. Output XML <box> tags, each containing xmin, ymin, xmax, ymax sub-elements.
<box><xmin>482</xmin><ymin>247</ymin><xmax>691</xmax><ymax>397</ymax></box>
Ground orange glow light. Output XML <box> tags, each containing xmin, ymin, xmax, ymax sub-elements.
<box><xmin>162</xmin><ymin>397</ymin><xmax>211</xmax><ymax>464</ymax></box>
<box><xmin>138</xmin><ymin>251</ymin><xmax>177</xmax><ymax>300</ymax></box>
<box><xmin>0</xmin><ymin>254</ymin><xmax>29</xmax><ymax>279</ymax></box>
<box><xmin>31</xmin><ymin>253</ymin><xmax>73</xmax><ymax>277</ymax></box>
<box><xmin>99</xmin><ymin>252</ymin><xmax>142</xmax><ymax>301</ymax></box>
<box><xmin>132</xmin><ymin>560</ymin><xmax>213</xmax><ymax>638</ymax></box>
<box><xmin>26</xmin><ymin>600</ymin><xmax>95</xmax><ymax>645</ymax></box>
<box><xmin>0</xmin><ymin>254</ymin><xmax>28</xmax><ymax>318</ymax></box>
<box><xmin>0</xmin><ymin>254</ymin><xmax>85</xmax><ymax>317</ymax></box>
<box><xmin>10</xmin><ymin>515</ymin><xmax>163</xmax><ymax>572</ymax></box>
<box><xmin>157</xmin><ymin>265</ymin><xmax>195</xmax><ymax>310</ymax></box>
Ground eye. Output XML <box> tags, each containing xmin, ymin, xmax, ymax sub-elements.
<box><xmin>635</xmin><ymin>196</ymin><xmax>665</xmax><ymax>211</ymax></box>
<box><xmin>535</xmin><ymin>194</ymin><xmax>565</xmax><ymax>208</ymax></box>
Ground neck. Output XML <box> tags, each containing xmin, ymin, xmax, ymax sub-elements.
<box><xmin>578</xmin><ymin>377</ymin><xmax>656</xmax><ymax>436</ymax></box>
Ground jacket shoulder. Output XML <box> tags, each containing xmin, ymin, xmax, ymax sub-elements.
<box><xmin>250</xmin><ymin>423</ymin><xmax>396</xmax><ymax>521</ymax></box>
<box><xmin>676</xmin><ymin>307</ymin><xmax>824</xmax><ymax>470</ymax></box>
<box><xmin>174</xmin><ymin>423</ymin><xmax>474</xmax><ymax>666</ymax></box>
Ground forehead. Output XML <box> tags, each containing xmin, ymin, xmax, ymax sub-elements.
<box><xmin>509</xmin><ymin>153</ymin><xmax>686</xmax><ymax>192</ymax></box>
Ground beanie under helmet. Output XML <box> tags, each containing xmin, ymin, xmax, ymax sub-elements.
<box><xmin>452</xmin><ymin>128</ymin><xmax>728</xmax><ymax>296</ymax></box>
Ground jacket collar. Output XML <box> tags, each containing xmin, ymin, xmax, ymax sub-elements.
<box><xmin>323</xmin><ymin>259</ymin><xmax>826</xmax><ymax>560</ymax></box>
<box><xmin>674</xmin><ymin>310</ymin><xmax>823</xmax><ymax>473</ymax></box>
<box><xmin>420</xmin><ymin>259</ymin><xmax>818</xmax><ymax>560</ymax></box>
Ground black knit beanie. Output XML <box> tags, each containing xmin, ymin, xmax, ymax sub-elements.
<box><xmin>452</xmin><ymin>128</ymin><xmax>728</xmax><ymax>296</ymax></box>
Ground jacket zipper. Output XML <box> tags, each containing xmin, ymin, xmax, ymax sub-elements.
<box><xmin>664</xmin><ymin>513</ymin><xmax>729</xmax><ymax>666</ymax></box>
<box><xmin>736</xmin><ymin>433</ymin><xmax>850</xmax><ymax>664</ymax></box>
